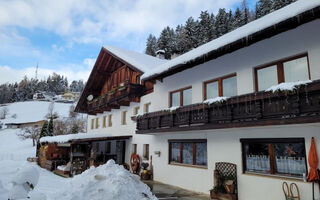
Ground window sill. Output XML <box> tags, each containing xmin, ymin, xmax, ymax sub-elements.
<box><xmin>169</xmin><ymin>162</ymin><xmax>208</xmax><ymax>169</ymax></box>
<box><xmin>243</xmin><ymin>171</ymin><xmax>306</xmax><ymax>182</ymax></box>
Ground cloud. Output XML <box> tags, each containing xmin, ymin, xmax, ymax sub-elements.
<box><xmin>0</xmin><ymin>58</ymin><xmax>94</xmax><ymax>84</ymax></box>
<box><xmin>0</xmin><ymin>0</ymin><xmax>240</xmax><ymax>45</ymax></box>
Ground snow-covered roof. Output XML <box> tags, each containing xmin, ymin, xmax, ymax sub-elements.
<box><xmin>40</xmin><ymin>132</ymin><xmax>131</xmax><ymax>143</ymax></box>
<box><xmin>103</xmin><ymin>45</ymin><xmax>167</xmax><ymax>73</ymax></box>
<box><xmin>141</xmin><ymin>0</ymin><xmax>320</xmax><ymax>80</ymax></box>
<box><xmin>0</xmin><ymin>101</ymin><xmax>82</xmax><ymax>125</ymax></box>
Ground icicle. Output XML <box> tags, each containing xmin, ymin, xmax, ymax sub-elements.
<box><xmin>304</xmin><ymin>84</ymin><xmax>309</xmax><ymax>104</ymax></box>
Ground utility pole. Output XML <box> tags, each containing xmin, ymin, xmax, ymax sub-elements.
<box><xmin>35</xmin><ymin>62</ymin><xmax>38</xmax><ymax>80</ymax></box>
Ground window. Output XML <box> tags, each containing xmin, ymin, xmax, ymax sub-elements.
<box><xmin>144</xmin><ymin>103</ymin><xmax>151</xmax><ymax>113</ymax></box>
<box><xmin>241</xmin><ymin>138</ymin><xmax>307</xmax><ymax>178</ymax></box>
<box><xmin>169</xmin><ymin>139</ymin><xmax>207</xmax><ymax>167</ymax></box>
<box><xmin>204</xmin><ymin>73</ymin><xmax>237</xmax><ymax>100</ymax></box>
<box><xmin>105</xmin><ymin>142</ymin><xmax>111</xmax><ymax>154</ymax></box>
<box><xmin>91</xmin><ymin>119</ymin><xmax>94</xmax><ymax>129</ymax></box>
<box><xmin>133</xmin><ymin>106</ymin><xmax>140</xmax><ymax>115</ymax></box>
<box><xmin>255</xmin><ymin>54</ymin><xmax>310</xmax><ymax>91</ymax></box>
<box><xmin>169</xmin><ymin>87</ymin><xmax>192</xmax><ymax>107</ymax></box>
<box><xmin>143</xmin><ymin>144</ymin><xmax>149</xmax><ymax>160</ymax></box>
<box><xmin>103</xmin><ymin>116</ymin><xmax>107</xmax><ymax>128</ymax></box>
<box><xmin>108</xmin><ymin>115</ymin><xmax>112</xmax><ymax>127</ymax></box>
<box><xmin>132</xmin><ymin>144</ymin><xmax>137</xmax><ymax>155</ymax></box>
<box><xmin>95</xmin><ymin>118</ymin><xmax>99</xmax><ymax>129</ymax></box>
<box><xmin>121</xmin><ymin>111</ymin><xmax>127</xmax><ymax>125</ymax></box>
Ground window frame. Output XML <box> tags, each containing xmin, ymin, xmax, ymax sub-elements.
<box><xmin>103</xmin><ymin>116</ymin><xmax>107</xmax><ymax>128</ymax></box>
<box><xmin>121</xmin><ymin>111</ymin><xmax>127</xmax><ymax>125</ymax></box>
<box><xmin>95</xmin><ymin>118</ymin><xmax>99</xmax><ymax>129</ymax></box>
<box><xmin>133</xmin><ymin>106</ymin><xmax>140</xmax><ymax>115</ymax></box>
<box><xmin>132</xmin><ymin>144</ymin><xmax>137</xmax><ymax>155</ymax></box>
<box><xmin>91</xmin><ymin>118</ymin><xmax>94</xmax><ymax>129</ymax></box>
<box><xmin>108</xmin><ymin>114</ymin><xmax>112</xmax><ymax>127</ymax></box>
<box><xmin>169</xmin><ymin>86</ymin><xmax>192</xmax><ymax>107</ymax></box>
<box><xmin>168</xmin><ymin>139</ymin><xmax>207</xmax><ymax>168</ymax></box>
<box><xmin>240</xmin><ymin>138</ymin><xmax>308</xmax><ymax>179</ymax></box>
<box><xmin>203</xmin><ymin>73</ymin><xmax>237</xmax><ymax>100</ymax></box>
<box><xmin>143</xmin><ymin>144</ymin><xmax>149</xmax><ymax>160</ymax></box>
<box><xmin>144</xmin><ymin>103</ymin><xmax>151</xmax><ymax>113</ymax></box>
<box><xmin>254</xmin><ymin>53</ymin><xmax>311</xmax><ymax>92</ymax></box>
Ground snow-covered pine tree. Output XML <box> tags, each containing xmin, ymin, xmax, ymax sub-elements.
<box><xmin>198</xmin><ymin>11</ymin><xmax>215</xmax><ymax>45</ymax></box>
<box><xmin>240</xmin><ymin>0</ymin><xmax>250</xmax><ymax>26</ymax></box>
<box><xmin>157</xmin><ymin>26</ymin><xmax>176</xmax><ymax>59</ymax></box>
<box><xmin>233</xmin><ymin>7</ymin><xmax>242</xmax><ymax>30</ymax></box>
<box><xmin>215</xmin><ymin>8</ymin><xmax>228</xmax><ymax>37</ymax></box>
<box><xmin>48</xmin><ymin>117</ymin><xmax>54</xmax><ymax>136</ymax></box>
<box><xmin>256</xmin><ymin>0</ymin><xmax>273</xmax><ymax>19</ymax></box>
<box><xmin>226</xmin><ymin>10</ymin><xmax>234</xmax><ymax>32</ymax></box>
<box><xmin>145</xmin><ymin>34</ymin><xmax>157</xmax><ymax>56</ymax></box>
<box><xmin>39</xmin><ymin>121</ymin><xmax>49</xmax><ymax>138</ymax></box>
<box><xmin>184</xmin><ymin>17</ymin><xmax>200</xmax><ymax>50</ymax></box>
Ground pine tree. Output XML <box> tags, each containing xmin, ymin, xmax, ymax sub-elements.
<box><xmin>39</xmin><ymin>121</ymin><xmax>49</xmax><ymax>138</ymax></box>
<box><xmin>215</xmin><ymin>8</ymin><xmax>228</xmax><ymax>37</ymax></box>
<box><xmin>145</xmin><ymin>34</ymin><xmax>157</xmax><ymax>56</ymax></box>
<box><xmin>233</xmin><ymin>7</ymin><xmax>242</xmax><ymax>29</ymax></box>
<box><xmin>240</xmin><ymin>0</ymin><xmax>250</xmax><ymax>26</ymax></box>
<box><xmin>157</xmin><ymin>26</ymin><xmax>176</xmax><ymax>59</ymax></box>
<box><xmin>198</xmin><ymin>11</ymin><xmax>215</xmax><ymax>45</ymax></box>
<box><xmin>256</xmin><ymin>0</ymin><xmax>273</xmax><ymax>19</ymax></box>
<box><xmin>226</xmin><ymin>10</ymin><xmax>234</xmax><ymax>32</ymax></box>
<box><xmin>184</xmin><ymin>17</ymin><xmax>200</xmax><ymax>49</ymax></box>
<box><xmin>48</xmin><ymin>117</ymin><xmax>54</xmax><ymax>136</ymax></box>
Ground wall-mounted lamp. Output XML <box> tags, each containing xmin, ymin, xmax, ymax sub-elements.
<box><xmin>154</xmin><ymin>151</ymin><xmax>161</xmax><ymax>157</ymax></box>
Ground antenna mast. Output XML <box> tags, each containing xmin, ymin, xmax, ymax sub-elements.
<box><xmin>35</xmin><ymin>62</ymin><xmax>38</xmax><ymax>80</ymax></box>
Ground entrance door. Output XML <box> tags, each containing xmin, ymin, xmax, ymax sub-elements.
<box><xmin>116</xmin><ymin>141</ymin><xmax>126</xmax><ymax>164</ymax></box>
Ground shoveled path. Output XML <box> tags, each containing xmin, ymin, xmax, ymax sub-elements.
<box><xmin>144</xmin><ymin>180</ymin><xmax>211</xmax><ymax>200</ymax></box>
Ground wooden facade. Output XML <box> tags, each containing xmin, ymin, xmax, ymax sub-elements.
<box><xmin>75</xmin><ymin>47</ymin><xmax>151</xmax><ymax>114</ymax></box>
<box><xmin>136</xmin><ymin>80</ymin><xmax>320</xmax><ymax>134</ymax></box>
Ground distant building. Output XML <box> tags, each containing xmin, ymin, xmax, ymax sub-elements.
<box><xmin>5</xmin><ymin>120</ymin><xmax>46</xmax><ymax>129</ymax></box>
<box><xmin>33</xmin><ymin>92</ymin><xmax>56</xmax><ymax>101</ymax></box>
<box><xmin>61</xmin><ymin>92</ymin><xmax>80</xmax><ymax>102</ymax></box>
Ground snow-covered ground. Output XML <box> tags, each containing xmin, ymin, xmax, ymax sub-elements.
<box><xmin>0</xmin><ymin>101</ymin><xmax>85</xmax><ymax>126</ymax></box>
<box><xmin>0</xmin><ymin>129</ymin><xmax>156</xmax><ymax>200</ymax></box>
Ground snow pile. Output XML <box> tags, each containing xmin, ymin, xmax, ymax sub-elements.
<box><xmin>204</xmin><ymin>97</ymin><xmax>228</xmax><ymax>104</ymax></box>
<box><xmin>265</xmin><ymin>80</ymin><xmax>312</xmax><ymax>93</ymax></box>
<box><xmin>0</xmin><ymin>181</ymin><xmax>8</xmax><ymax>200</ymax></box>
<box><xmin>8</xmin><ymin>165</ymin><xmax>39</xmax><ymax>199</ymax></box>
<box><xmin>54</xmin><ymin>160</ymin><xmax>157</xmax><ymax>200</ymax></box>
<box><xmin>163</xmin><ymin>106</ymin><xmax>179</xmax><ymax>112</ymax></box>
<box><xmin>40</xmin><ymin>132</ymin><xmax>113</xmax><ymax>143</ymax></box>
<box><xmin>142</xmin><ymin>0</ymin><xmax>320</xmax><ymax>79</ymax></box>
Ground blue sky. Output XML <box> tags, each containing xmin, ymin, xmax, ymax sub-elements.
<box><xmin>0</xmin><ymin>0</ymin><xmax>257</xmax><ymax>84</ymax></box>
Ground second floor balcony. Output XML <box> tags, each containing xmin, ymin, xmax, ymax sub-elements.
<box><xmin>136</xmin><ymin>80</ymin><xmax>320</xmax><ymax>134</ymax></box>
<box><xmin>87</xmin><ymin>82</ymin><xmax>144</xmax><ymax>114</ymax></box>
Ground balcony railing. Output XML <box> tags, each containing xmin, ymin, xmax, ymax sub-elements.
<box><xmin>136</xmin><ymin>80</ymin><xmax>320</xmax><ymax>134</ymax></box>
<box><xmin>88</xmin><ymin>83</ymin><xmax>144</xmax><ymax>114</ymax></box>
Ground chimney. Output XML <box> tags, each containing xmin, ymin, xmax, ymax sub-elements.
<box><xmin>156</xmin><ymin>50</ymin><xmax>165</xmax><ymax>59</ymax></box>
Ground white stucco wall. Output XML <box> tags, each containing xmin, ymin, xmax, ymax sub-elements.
<box><xmin>150</xmin><ymin>124</ymin><xmax>320</xmax><ymax>200</ymax></box>
<box><xmin>85</xmin><ymin>19</ymin><xmax>320</xmax><ymax>199</ymax></box>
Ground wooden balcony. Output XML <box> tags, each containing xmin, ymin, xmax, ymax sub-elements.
<box><xmin>88</xmin><ymin>83</ymin><xmax>144</xmax><ymax>114</ymax></box>
<box><xmin>136</xmin><ymin>80</ymin><xmax>320</xmax><ymax>134</ymax></box>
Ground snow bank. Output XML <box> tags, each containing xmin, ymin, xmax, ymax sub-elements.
<box><xmin>204</xmin><ymin>97</ymin><xmax>228</xmax><ymax>104</ymax></box>
<box><xmin>265</xmin><ymin>80</ymin><xmax>312</xmax><ymax>93</ymax></box>
<box><xmin>142</xmin><ymin>0</ymin><xmax>320</xmax><ymax>79</ymax></box>
<box><xmin>39</xmin><ymin>132</ymin><xmax>112</xmax><ymax>143</ymax></box>
<box><xmin>0</xmin><ymin>101</ymin><xmax>84</xmax><ymax>125</ymax></box>
<box><xmin>54</xmin><ymin>160</ymin><xmax>157</xmax><ymax>200</ymax></box>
